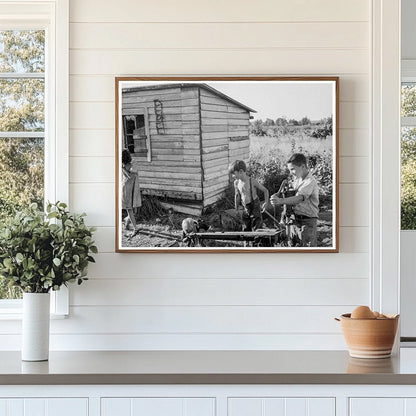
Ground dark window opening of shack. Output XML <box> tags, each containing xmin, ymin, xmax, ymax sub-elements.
<box><xmin>123</xmin><ymin>115</ymin><xmax>147</xmax><ymax>156</ymax></box>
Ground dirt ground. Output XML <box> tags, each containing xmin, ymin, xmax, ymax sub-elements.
<box><xmin>121</xmin><ymin>198</ymin><xmax>333</xmax><ymax>249</ymax></box>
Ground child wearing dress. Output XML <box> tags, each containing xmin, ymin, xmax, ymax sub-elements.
<box><xmin>121</xmin><ymin>149</ymin><xmax>141</xmax><ymax>233</ymax></box>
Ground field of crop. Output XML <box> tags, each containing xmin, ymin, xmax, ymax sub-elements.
<box><xmin>248</xmin><ymin>133</ymin><xmax>334</xmax><ymax>199</ymax></box>
<box><xmin>247</xmin><ymin>132</ymin><xmax>334</xmax><ymax>248</ymax></box>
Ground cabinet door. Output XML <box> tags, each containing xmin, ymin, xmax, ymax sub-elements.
<box><xmin>101</xmin><ymin>398</ymin><xmax>215</xmax><ymax>416</ymax></box>
<box><xmin>0</xmin><ymin>398</ymin><xmax>88</xmax><ymax>416</ymax></box>
<box><xmin>228</xmin><ymin>398</ymin><xmax>335</xmax><ymax>416</ymax></box>
<box><xmin>350</xmin><ymin>398</ymin><xmax>416</xmax><ymax>416</ymax></box>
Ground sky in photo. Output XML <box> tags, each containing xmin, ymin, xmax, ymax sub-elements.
<box><xmin>121</xmin><ymin>79</ymin><xmax>335</xmax><ymax>122</ymax></box>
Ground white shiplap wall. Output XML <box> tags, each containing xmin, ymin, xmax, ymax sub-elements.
<box><xmin>50</xmin><ymin>0</ymin><xmax>371</xmax><ymax>350</ymax></box>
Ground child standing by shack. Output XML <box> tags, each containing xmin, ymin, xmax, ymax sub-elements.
<box><xmin>122</xmin><ymin>149</ymin><xmax>141</xmax><ymax>234</ymax></box>
<box><xmin>270</xmin><ymin>153</ymin><xmax>319</xmax><ymax>247</ymax></box>
<box><xmin>229</xmin><ymin>160</ymin><xmax>269</xmax><ymax>232</ymax></box>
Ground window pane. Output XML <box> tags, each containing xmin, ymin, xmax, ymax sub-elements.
<box><xmin>0</xmin><ymin>137</ymin><xmax>44</xmax><ymax>218</ymax></box>
<box><xmin>401</xmin><ymin>84</ymin><xmax>416</xmax><ymax>117</ymax></box>
<box><xmin>401</xmin><ymin>127</ymin><xmax>416</xmax><ymax>230</ymax></box>
<box><xmin>0</xmin><ymin>284</ymin><xmax>22</xmax><ymax>300</ymax></box>
<box><xmin>0</xmin><ymin>30</ymin><xmax>45</xmax><ymax>301</ymax></box>
<box><xmin>0</xmin><ymin>30</ymin><xmax>45</xmax><ymax>73</ymax></box>
<box><xmin>0</xmin><ymin>78</ymin><xmax>44</xmax><ymax>131</ymax></box>
<box><xmin>0</xmin><ymin>137</ymin><xmax>44</xmax><ymax>300</ymax></box>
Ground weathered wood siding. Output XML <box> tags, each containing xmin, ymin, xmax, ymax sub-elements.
<box><xmin>122</xmin><ymin>86</ymin><xmax>203</xmax><ymax>201</ymax></box>
<box><xmin>199</xmin><ymin>87</ymin><xmax>250</xmax><ymax>207</ymax></box>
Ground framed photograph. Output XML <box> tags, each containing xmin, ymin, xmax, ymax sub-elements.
<box><xmin>115</xmin><ymin>77</ymin><xmax>339</xmax><ymax>252</ymax></box>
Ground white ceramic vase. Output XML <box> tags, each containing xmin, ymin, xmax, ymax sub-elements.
<box><xmin>22</xmin><ymin>292</ymin><xmax>50</xmax><ymax>361</ymax></box>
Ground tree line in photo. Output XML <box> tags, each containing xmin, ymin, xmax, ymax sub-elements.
<box><xmin>247</xmin><ymin>115</ymin><xmax>333</xmax><ymax>202</ymax></box>
<box><xmin>249</xmin><ymin>115</ymin><xmax>333</xmax><ymax>139</ymax></box>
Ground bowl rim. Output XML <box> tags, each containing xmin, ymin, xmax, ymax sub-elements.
<box><xmin>340</xmin><ymin>313</ymin><xmax>399</xmax><ymax>320</ymax></box>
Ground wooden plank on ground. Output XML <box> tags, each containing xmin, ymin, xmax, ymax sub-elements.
<box><xmin>160</xmin><ymin>201</ymin><xmax>202</xmax><ymax>216</ymax></box>
<box><xmin>193</xmin><ymin>229</ymin><xmax>281</xmax><ymax>241</ymax></box>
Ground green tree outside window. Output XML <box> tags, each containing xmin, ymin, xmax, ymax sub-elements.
<box><xmin>401</xmin><ymin>84</ymin><xmax>416</xmax><ymax>230</ymax></box>
<box><xmin>0</xmin><ymin>30</ymin><xmax>45</xmax><ymax>299</ymax></box>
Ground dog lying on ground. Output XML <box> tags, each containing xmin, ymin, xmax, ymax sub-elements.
<box><xmin>181</xmin><ymin>218</ymin><xmax>210</xmax><ymax>246</ymax></box>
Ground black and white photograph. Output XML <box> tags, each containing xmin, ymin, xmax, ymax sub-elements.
<box><xmin>115</xmin><ymin>77</ymin><xmax>338</xmax><ymax>252</ymax></box>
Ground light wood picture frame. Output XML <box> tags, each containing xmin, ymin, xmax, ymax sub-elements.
<box><xmin>115</xmin><ymin>77</ymin><xmax>339</xmax><ymax>253</ymax></box>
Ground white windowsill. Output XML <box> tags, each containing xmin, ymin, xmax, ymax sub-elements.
<box><xmin>0</xmin><ymin>285</ymin><xmax>69</xmax><ymax>319</ymax></box>
<box><xmin>0</xmin><ymin>312</ymin><xmax>68</xmax><ymax>320</ymax></box>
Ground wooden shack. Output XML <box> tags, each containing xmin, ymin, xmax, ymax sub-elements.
<box><xmin>121</xmin><ymin>83</ymin><xmax>256</xmax><ymax>215</ymax></box>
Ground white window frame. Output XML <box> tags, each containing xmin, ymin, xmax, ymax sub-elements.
<box><xmin>399</xmin><ymin>60</ymin><xmax>416</xmax><ymax>340</ymax></box>
<box><xmin>0</xmin><ymin>0</ymin><xmax>69</xmax><ymax>317</ymax></box>
<box><xmin>371</xmin><ymin>0</ymin><xmax>401</xmax><ymax>322</ymax></box>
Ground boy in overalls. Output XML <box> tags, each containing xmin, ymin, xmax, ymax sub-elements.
<box><xmin>229</xmin><ymin>160</ymin><xmax>269</xmax><ymax>232</ymax></box>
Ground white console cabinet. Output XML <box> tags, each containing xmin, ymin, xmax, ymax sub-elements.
<box><xmin>350</xmin><ymin>398</ymin><xmax>416</xmax><ymax>416</ymax></box>
<box><xmin>1</xmin><ymin>351</ymin><xmax>416</xmax><ymax>416</ymax></box>
<box><xmin>0</xmin><ymin>398</ymin><xmax>88</xmax><ymax>416</ymax></box>
<box><xmin>101</xmin><ymin>398</ymin><xmax>215</xmax><ymax>416</ymax></box>
<box><xmin>2</xmin><ymin>386</ymin><xmax>416</xmax><ymax>416</ymax></box>
<box><xmin>101</xmin><ymin>396</ymin><xmax>336</xmax><ymax>416</ymax></box>
<box><xmin>228</xmin><ymin>397</ymin><xmax>335</xmax><ymax>416</ymax></box>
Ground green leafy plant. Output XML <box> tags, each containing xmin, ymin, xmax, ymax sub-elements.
<box><xmin>0</xmin><ymin>202</ymin><xmax>97</xmax><ymax>293</ymax></box>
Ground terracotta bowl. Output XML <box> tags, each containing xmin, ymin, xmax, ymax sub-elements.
<box><xmin>347</xmin><ymin>357</ymin><xmax>394</xmax><ymax>373</ymax></box>
<box><xmin>337</xmin><ymin>313</ymin><xmax>399</xmax><ymax>359</ymax></box>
